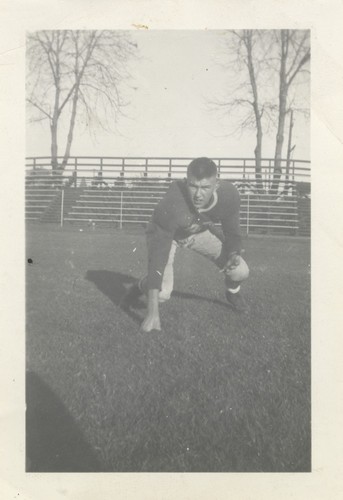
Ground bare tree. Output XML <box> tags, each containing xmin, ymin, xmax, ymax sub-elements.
<box><xmin>213</xmin><ymin>29</ymin><xmax>309</xmax><ymax>193</ymax></box>
<box><xmin>212</xmin><ymin>30</ymin><xmax>274</xmax><ymax>191</ymax></box>
<box><xmin>233</xmin><ymin>31</ymin><xmax>265</xmax><ymax>190</ymax></box>
<box><xmin>26</xmin><ymin>30</ymin><xmax>137</xmax><ymax>171</ymax></box>
<box><xmin>270</xmin><ymin>30</ymin><xmax>310</xmax><ymax>193</ymax></box>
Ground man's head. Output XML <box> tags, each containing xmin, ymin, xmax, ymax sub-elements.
<box><xmin>186</xmin><ymin>157</ymin><xmax>218</xmax><ymax>210</ymax></box>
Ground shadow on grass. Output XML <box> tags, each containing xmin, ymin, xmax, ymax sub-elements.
<box><xmin>85</xmin><ymin>270</ymin><xmax>230</xmax><ymax>323</ymax></box>
<box><xmin>173</xmin><ymin>290</ymin><xmax>229</xmax><ymax>309</ymax></box>
<box><xmin>85</xmin><ymin>270</ymin><xmax>145</xmax><ymax>325</ymax></box>
<box><xmin>26</xmin><ymin>371</ymin><xmax>101</xmax><ymax>472</ymax></box>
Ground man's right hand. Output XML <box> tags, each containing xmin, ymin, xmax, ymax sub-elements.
<box><xmin>141</xmin><ymin>289</ymin><xmax>161</xmax><ymax>332</ymax></box>
<box><xmin>140</xmin><ymin>313</ymin><xmax>161</xmax><ymax>332</ymax></box>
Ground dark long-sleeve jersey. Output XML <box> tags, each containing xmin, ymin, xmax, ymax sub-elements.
<box><xmin>146</xmin><ymin>179</ymin><xmax>242</xmax><ymax>290</ymax></box>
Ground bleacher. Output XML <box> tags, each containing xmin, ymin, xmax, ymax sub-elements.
<box><xmin>25</xmin><ymin>157</ymin><xmax>310</xmax><ymax>236</ymax></box>
<box><xmin>64</xmin><ymin>179</ymin><xmax>170</xmax><ymax>226</ymax></box>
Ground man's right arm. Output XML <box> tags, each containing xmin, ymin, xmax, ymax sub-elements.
<box><xmin>140</xmin><ymin>289</ymin><xmax>161</xmax><ymax>332</ymax></box>
<box><xmin>142</xmin><ymin>182</ymin><xmax>187</xmax><ymax>331</ymax></box>
<box><xmin>141</xmin><ymin>224</ymin><xmax>174</xmax><ymax>333</ymax></box>
<box><xmin>146</xmin><ymin>221</ymin><xmax>175</xmax><ymax>289</ymax></box>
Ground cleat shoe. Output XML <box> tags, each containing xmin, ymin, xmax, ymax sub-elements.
<box><xmin>121</xmin><ymin>282</ymin><xmax>144</xmax><ymax>309</ymax></box>
<box><xmin>225</xmin><ymin>290</ymin><xmax>247</xmax><ymax>313</ymax></box>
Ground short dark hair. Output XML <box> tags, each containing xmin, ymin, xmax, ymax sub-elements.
<box><xmin>187</xmin><ymin>157</ymin><xmax>217</xmax><ymax>179</ymax></box>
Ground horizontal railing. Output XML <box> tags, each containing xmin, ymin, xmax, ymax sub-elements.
<box><xmin>25</xmin><ymin>156</ymin><xmax>310</xmax><ymax>185</ymax></box>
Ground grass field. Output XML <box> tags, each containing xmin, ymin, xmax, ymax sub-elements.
<box><xmin>26</xmin><ymin>223</ymin><xmax>311</xmax><ymax>472</ymax></box>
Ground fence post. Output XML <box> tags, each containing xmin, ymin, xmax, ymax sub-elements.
<box><xmin>292</xmin><ymin>160</ymin><xmax>295</xmax><ymax>183</ymax></box>
<box><xmin>247</xmin><ymin>192</ymin><xmax>250</xmax><ymax>235</ymax></box>
<box><xmin>267</xmin><ymin>196</ymin><xmax>271</xmax><ymax>234</ymax></box>
<box><xmin>74</xmin><ymin>157</ymin><xmax>78</xmax><ymax>188</ymax></box>
<box><xmin>60</xmin><ymin>189</ymin><xmax>64</xmax><ymax>227</ymax></box>
<box><xmin>269</xmin><ymin>159</ymin><xmax>272</xmax><ymax>190</ymax></box>
<box><xmin>120</xmin><ymin>191</ymin><xmax>123</xmax><ymax>229</ymax></box>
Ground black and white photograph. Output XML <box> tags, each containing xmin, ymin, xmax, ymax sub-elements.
<box><xmin>1</xmin><ymin>0</ymin><xmax>343</xmax><ymax>498</ymax></box>
<box><xmin>25</xmin><ymin>28</ymin><xmax>311</xmax><ymax>473</ymax></box>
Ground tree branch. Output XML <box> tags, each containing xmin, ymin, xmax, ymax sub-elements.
<box><xmin>36</xmin><ymin>34</ymin><xmax>57</xmax><ymax>82</ymax></box>
<box><xmin>26</xmin><ymin>98</ymin><xmax>52</xmax><ymax>120</ymax></box>
<box><xmin>58</xmin><ymin>84</ymin><xmax>76</xmax><ymax>114</ymax></box>
<box><xmin>287</xmin><ymin>49</ymin><xmax>310</xmax><ymax>87</ymax></box>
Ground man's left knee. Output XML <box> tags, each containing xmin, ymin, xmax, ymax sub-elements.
<box><xmin>226</xmin><ymin>257</ymin><xmax>249</xmax><ymax>282</ymax></box>
<box><xmin>158</xmin><ymin>291</ymin><xmax>171</xmax><ymax>303</ymax></box>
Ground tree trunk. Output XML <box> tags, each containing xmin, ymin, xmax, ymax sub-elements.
<box><xmin>50</xmin><ymin>119</ymin><xmax>58</xmax><ymax>170</ymax></box>
<box><xmin>50</xmin><ymin>88</ymin><xmax>60</xmax><ymax>171</ymax></box>
<box><xmin>254</xmin><ymin>126</ymin><xmax>263</xmax><ymax>191</ymax></box>
<box><xmin>51</xmin><ymin>42</ymin><xmax>61</xmax><ymax>172</ymax></box>
<box><xmin>271</xmin><ymin>89</ymin><xmax>287</xmax><ymax>194</ymax></box>
<box><xmin>246</xmin><ymin>31</ymin><xmax>263</xmax><ymax>192</ymax></box>
<box><xmin>286</xmin><ymin>109</ymin><xmax>294</xmax><ymax>183</ymax></box>
<box><xmin>61</xmin><ymin>85</ymin><xmax>79</xmax><ymax>170</ymax></box>
<box><xmin>270</xmin><ymin>30</ymin><xmax>288</xmax><ymax>195</ymax></box>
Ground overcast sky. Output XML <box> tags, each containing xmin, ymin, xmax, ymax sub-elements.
<box><xmin>26</xmin><ymin>30</ymin><xmax>310</xmax><ymax>160</ymax></box>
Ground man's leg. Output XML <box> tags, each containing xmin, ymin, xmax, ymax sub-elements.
<box><xmin>130</xmin><ymin>241</ymin><xmax>177</xmax><ymax>304</ymax></box>
<box><xmin>156</xmin><ymin>241</ymin><xmax>177</xmax><ymax>302</ymax></box>
<box><xmin>222</xmin><ymin>259</ymin><xmax>249</xmax><ymax>311</ymax></box>
<box><xmin>223</xmin><ymin>258</ymin><xmax>249</xmax><ymax>292</ymax></box>
<box><xmin>181</xmin><ymin>230</ymin><xmax>249</xmax><ymax>309</ymax></box>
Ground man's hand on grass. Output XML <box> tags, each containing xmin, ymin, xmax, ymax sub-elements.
<box><xmin>141</xmin><ymin>289</ymin><xmax>161</xmax><ymax>332</ymax></box>
<box><xmin>140</xmin><ymin>312</ymin><xmax>161</xmax><ymax>332</ymax></box>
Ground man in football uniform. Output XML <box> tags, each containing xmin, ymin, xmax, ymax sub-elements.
<box><xmin>125</xmin><ymin>157</ymin><xmax>249</xmax><ymax>332</ymax></box>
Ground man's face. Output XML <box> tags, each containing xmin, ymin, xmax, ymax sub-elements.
<box><xmin>186</xmin><ymin>175</ymin><xmax>218</xmax><ymax>210</ymax></box>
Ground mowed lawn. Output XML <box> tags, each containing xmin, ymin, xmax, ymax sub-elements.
<box><xmin>26</xmin><ymin>224</ymin><xmax>311</xmax><ymax>472</ymax></box>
